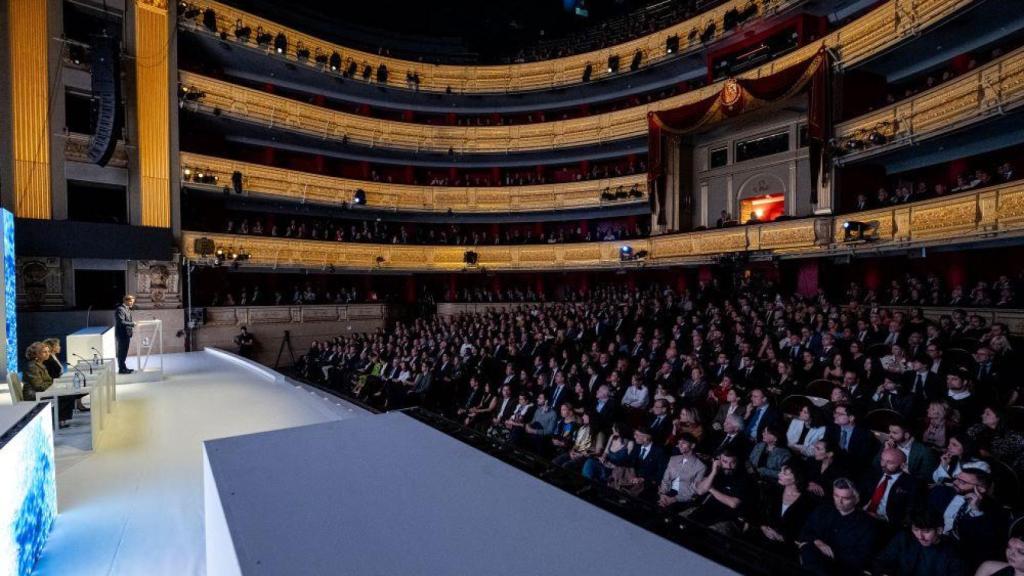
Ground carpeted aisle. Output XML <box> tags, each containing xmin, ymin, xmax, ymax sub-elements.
<box><xmin>32</xmin><ymin>350</ymin><xmax>364</xmax><ymax>576</ymax></box>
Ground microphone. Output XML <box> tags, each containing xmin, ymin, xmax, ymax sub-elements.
<box><xmin>90</xmin><ymin>347</ymin><xmax>103</xmax><ymax>365</ymax></box>
<box><xmin>68</xmin><ymin>363</ymin><xmax>88</xmax><ymax>389</ymax></box>
<box><xmin>71</xmin><ymin>353</ymin><xmax>94</xmax><ymax>374</ymax></box>
<box><xmin>85</xmin><ymin>305</ymin><xmax>92</xmax><ymax>328</ymax></box>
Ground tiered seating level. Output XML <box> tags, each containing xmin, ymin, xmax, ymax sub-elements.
<box><xmin>182</xmin><ymin>179</ymin><xmax>1024</xmax><ymax>270</ymax></box>
<box><xmin>180</xmin><ymin>0</ymin><xmax>974</xmax><ymax>154</ymax></box>
<box><xmin>183</xmin><ymin>0</ymin><xmax>799</xmax><ymax>93</ymax></box>
<box><xmin>836</xmin><ymin>45</ymin><xmax>1024</xmax><ymax>154</ymax></box>
<box><xmin>180</xmin><ymin>152</ymin><xmax>647</xmax><ymax>213</ymax></box>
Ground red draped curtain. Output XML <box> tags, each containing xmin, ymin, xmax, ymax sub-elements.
<box><xmin>648</xmin><ymin>47</ymin><xmax>832</xmax><ymax>223</ymax></box>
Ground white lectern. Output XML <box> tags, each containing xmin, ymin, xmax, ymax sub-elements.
<box><xmin>66</xmin><ymin>326</ymin><xmax>116</xmax><ymax>366</ymax></box>
<box><xmin>120</xmin><ymin>319</ymin><xmax>163</xmax><ymax>383</ymax></box>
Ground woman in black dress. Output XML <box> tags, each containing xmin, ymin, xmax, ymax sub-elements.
<box><xmin>748</xmin><ymin>463</ymin><xmax>815</xmax><ymax>558</ymax></box>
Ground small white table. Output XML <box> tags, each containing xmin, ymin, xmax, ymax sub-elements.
<box><xmin>67</xmin><ymin>326</ymin><xmax>116</xmax><ymax>366</ymax></box>
<box><xmin>36</xmin><ymin>359</ymin><xmax>116</xmax><ymax>451</ymax></box>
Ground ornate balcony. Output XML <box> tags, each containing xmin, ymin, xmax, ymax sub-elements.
<box><xmin>180</xmin><ymin>0</ymin><xmax>974</xmax><ymax>155</ymax></box>
<box><xmin>181</xmin><ymin>179</ymin><xmax>1024</xmax><ymax>271</ymax></box>
<box><xmin>181</xmin><ymin>0</ymin><xmax>796</xmax><ymax>94</ymax></box>
<box><xmin>179</xmin><ymin>152</ymin><xmax>647</xmax><ymax>213</ymax></box>
<box><xmin>836</xmin><ymin>44</ymin><xmax>1024</xmax><ymax>159</ymax></box>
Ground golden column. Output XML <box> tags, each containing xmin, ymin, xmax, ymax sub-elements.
<box><xmin>135</xmin><ymin>0</ymin><xmax>171</xmax><ymax>227</ymax></box>
<box><xmin>7</xmin><ymin>0</ymin><xmax>52</xmax><ymax>219</ymax></box>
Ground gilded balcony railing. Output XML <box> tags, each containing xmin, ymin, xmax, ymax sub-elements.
<box><xmin>182</xmin><ymin>179</ymin><xmax>1024</xmax><ymax>271</ymax></box>
<box><xmin>836</xmin><ymin>45</ymin><xmax>1024</xmax><ymax>154</ymax></box>
<box><xmin>182</xmin><ymin>0</ymin><xmax>799</xmax><ymax>94</ymax></box>
<box><xmin>179</xmin><ymin>152</ymin><xmax>646</xmax><ymax>212</ymax></box>
<box><xmin>179</xmin><ymin>0</ymin><xmax>976</xmax><ymax>154</ymax></box>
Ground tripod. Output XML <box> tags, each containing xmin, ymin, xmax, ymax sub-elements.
<box><xmin>275</xmin><ymin>330</ymin><xmax>296</xmax><ymax>369</ymax></box>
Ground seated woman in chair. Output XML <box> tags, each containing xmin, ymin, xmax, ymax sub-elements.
<box><xmin>22</xmin><ymin>341</ymin><xmax>73</xmax><ymax>428</ymax></box>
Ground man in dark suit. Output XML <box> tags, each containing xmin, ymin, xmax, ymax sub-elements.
<box><xmin>799</xmin><ymin>477</ymin><xmax>878</xmax><ymax>576</ymax></box>
<box><xmin>713</xmin><ymin>413</ymin><xmax>750</xmax><ymax>459</ymax></box>
<box><xmin>927</xmin><ymin>466</ymin><xmax>1008</xmax><ymax>572</ymax></box>
<box><xmin>647</xmin><ymin>399</ymin><xmax>672</xmax><ymax>445</ymax></box>
<box><xmin>824</xmin><ymin>402</ymin><xmax>878</xmax><ymax>470</ymax></box>
<box><xmin>743</xmin><ymin>387</ymin><xmax>781</xmax><ymax>444</ymax></box>
<box><xmin>904</xmin><ymin>354</ymin><xmax>945</xmax><ymax>412</ymax></box>
<box><xmin>114</xmin><ymin>294</ymin><xmax>136</xmax><ymax>374</ymax></box>
<box><xmin>627</xmin><ymin>426</ymin><xmax>667</xmax><ymax>498</ymax></box>
<box><xmin>873</xmin><ymin>511</ymin><xmax>966</xmax><ymax>576</ymax></box>
<box><xmin>859</xmin><ymin>448</ymin><xmax>919</xmax><ymax>530</ymax></box>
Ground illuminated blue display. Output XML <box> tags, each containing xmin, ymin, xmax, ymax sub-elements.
<box><xmin>0</xmin><ymin>407</ymin><xmax>57</xmax><ymax>576</ymax></box>
<box><xmin>2</xmin><ymin>208</ymin><xmax>16</xmax><ymax>376</ymax></box>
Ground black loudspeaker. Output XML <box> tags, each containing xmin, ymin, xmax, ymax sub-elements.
<box><xmin>87</xmin><ymin>34</ymin><xmax>122</xmax><ymax>167</ymax></box>
<box><xmin>193</xmin><ymin>237</ymin><xmax>216</xmax><ymax>256</ymax></box>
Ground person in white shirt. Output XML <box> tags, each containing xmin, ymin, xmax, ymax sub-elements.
<box><xmin>620</xmin><ymin>375</ymin><xmax>649</xmax><ymax>410</ymax></box>
<box><xmin>786</xmin><ymin>404</ymin><xmax>826</xmax><ymax>458</ymax></box>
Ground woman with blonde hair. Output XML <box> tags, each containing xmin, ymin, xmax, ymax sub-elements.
<box><xmin>22</xmin><ymin>342</ymin><xmax>72</xmax><ymax>428</ymax></box>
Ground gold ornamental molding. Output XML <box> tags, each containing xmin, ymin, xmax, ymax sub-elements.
<box><xmin>137</xmin><ymin>0</ymin><xmax>169</xmax><ymax>14</ymax></box>
<box><xmin>182</xmin><ymin>0</ymin><xmax>798</xmax><ymax>94</ymax></box>
<box><xmin>836</xmin><ymin>44</ymin><xmax>1024</xmax><ymax>154</ymax></box>
<box><xmin>8</xmin><ymin>0</ymin><xmax>51</xmax><ymax>219</ymax></box>
<box><xmin>179</xmin><ymin>152</ymin><xmax>646</xmax><ymax>213</ymax></box>
<box><xmin>179</xmin><ymin>0</ymin><xmax>975</xmax><ymax>155</ymax></box>
<box><xmin>181</xmin><ymin>179</ymin><xmax>1024</xmax><ymax>271</ymax></box>
<box><xmin>136</xmin><ymin>0</ymin><xmax>172</xmax><ymax>227</ymax></box>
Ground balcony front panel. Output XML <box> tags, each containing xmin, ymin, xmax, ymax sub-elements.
<box><xmin>179</xmin><ymin>152</ymin><xmax>646</xmax><ymax>213</ymax></box>
<box><xmin>181</xmin><ymin>0</ymin><xmax>975</xmax><ymax>156</ymax></box>
<box><xmin>182</xmin><ymin>179</ymin><xmax>1024</xmax><ymax>271</ymax></box>
<box><xmin>836</xmin><ymin>44</ymin><xmax>1024</xmax><ymax>158</ymax></box>
<box><xmin>183</xmin><ymin>0</ymin><xmax>800</xmax><ymax>94</ymax></box>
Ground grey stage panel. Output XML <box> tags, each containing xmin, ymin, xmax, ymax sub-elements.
<box><xmin>204</xmin><ymin>411</ymin><xmax>737</xmax><ymax>576</ymax></box>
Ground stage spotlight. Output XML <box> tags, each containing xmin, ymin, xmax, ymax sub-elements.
<box><xmin>582</xmin><ymin>64</ymin><xmax>593</xmax><ymax>82</ymax></box>
<box><xmin>868</xmin><ymin>131</ymin><xmax>887</xmax><ymax>145</ymax></box>
<box><xmin>607</xmin><ymin>55</ymin><xmax>620</xmax><ymax>74</ymax></box>
<box><xmin>274</xmin><ymin>33</ymin><xmax>287</xmax><ymax>54</ymax></box>
<box><xmin>183</xmin><ymin>167</ymin><xmax>192</xmax><ymax>180</ymax></box>
<box><xmin>842</xmin><ymin>220</ymin><xmax>872</xmax><ymax>242</ymax></box>
<box><xmin>329</xmin><ymin>52</ymin><xmax>341</xmax><ymax>71</ymax></box>
<box><xmin>619</xmin><ymin>245</ymin><xmax>633</xmax><ymax>261</ymax></box>
<box><xmin>845</xmin><ymin>138</ymin><xmax>864</xmax><ymax>151</ymax></box>
<box><xmin>353</xmin><ymin>189</ymin><xmax>366</xmax><ymax>205</ymax></box>
<box><xmin>666</xmin><ymin>35</ymin><xmax>679</xmax><ymax>54</ymax></box>
<box><xmin>202</xmin><ymin>8</ymin><xmax>217</xmax><ymax>32</ymax></box>
<box><xmin>630</xmin><ymin>50</ymin><xmax>642</xmax><ymax>71</ymax></box>
<box><xmin>234</xmin><ymin>19</ymin><xmax>251</xmax><ymax>42</ymax></box>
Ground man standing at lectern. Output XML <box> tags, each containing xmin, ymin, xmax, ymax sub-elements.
<box><xmin>115</xmin><ymin>294</ymin><xmax>136</xmax><ymax>374</ymax></box>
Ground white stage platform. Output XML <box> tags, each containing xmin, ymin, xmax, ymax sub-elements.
<box><xmin>32</xmin><ymin>349</ymin><xmax>366</xmax><ymax>576</ymax></box>
<box><xmin>203</xmin><ymin>412</ymin><xmax>736</xmax><ymax>576</ymax></box>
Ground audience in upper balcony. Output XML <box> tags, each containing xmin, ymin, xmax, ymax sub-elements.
<box><xmin>218</xmin><ymin>214</ymin><xmax>650</xmax><ymax>246</ymax></box>
<box><xmin>851</xmin><ymin>162</ymin><xmax>1018</xmax><ymax>214</ymax></box>
<box><xmin>293</xmin><ymin>265</ymin><xmax>1024</xmax><ymax>572</ymax></box>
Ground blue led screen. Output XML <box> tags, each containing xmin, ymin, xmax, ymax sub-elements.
<box><xmin>3</xmin><ymin>209</ymin><xmax>17</xmax><ymax>376</ymax></box>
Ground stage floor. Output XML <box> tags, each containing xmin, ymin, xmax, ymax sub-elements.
<box><xmin>32</xmin><ymin>350</ymin><xmax>365</xmax><ymax>576</ymax></box>
<box><xmin>205</xmin><ymin>411</ymin><xmax>736</xmax><ymax>576</ymax></box>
